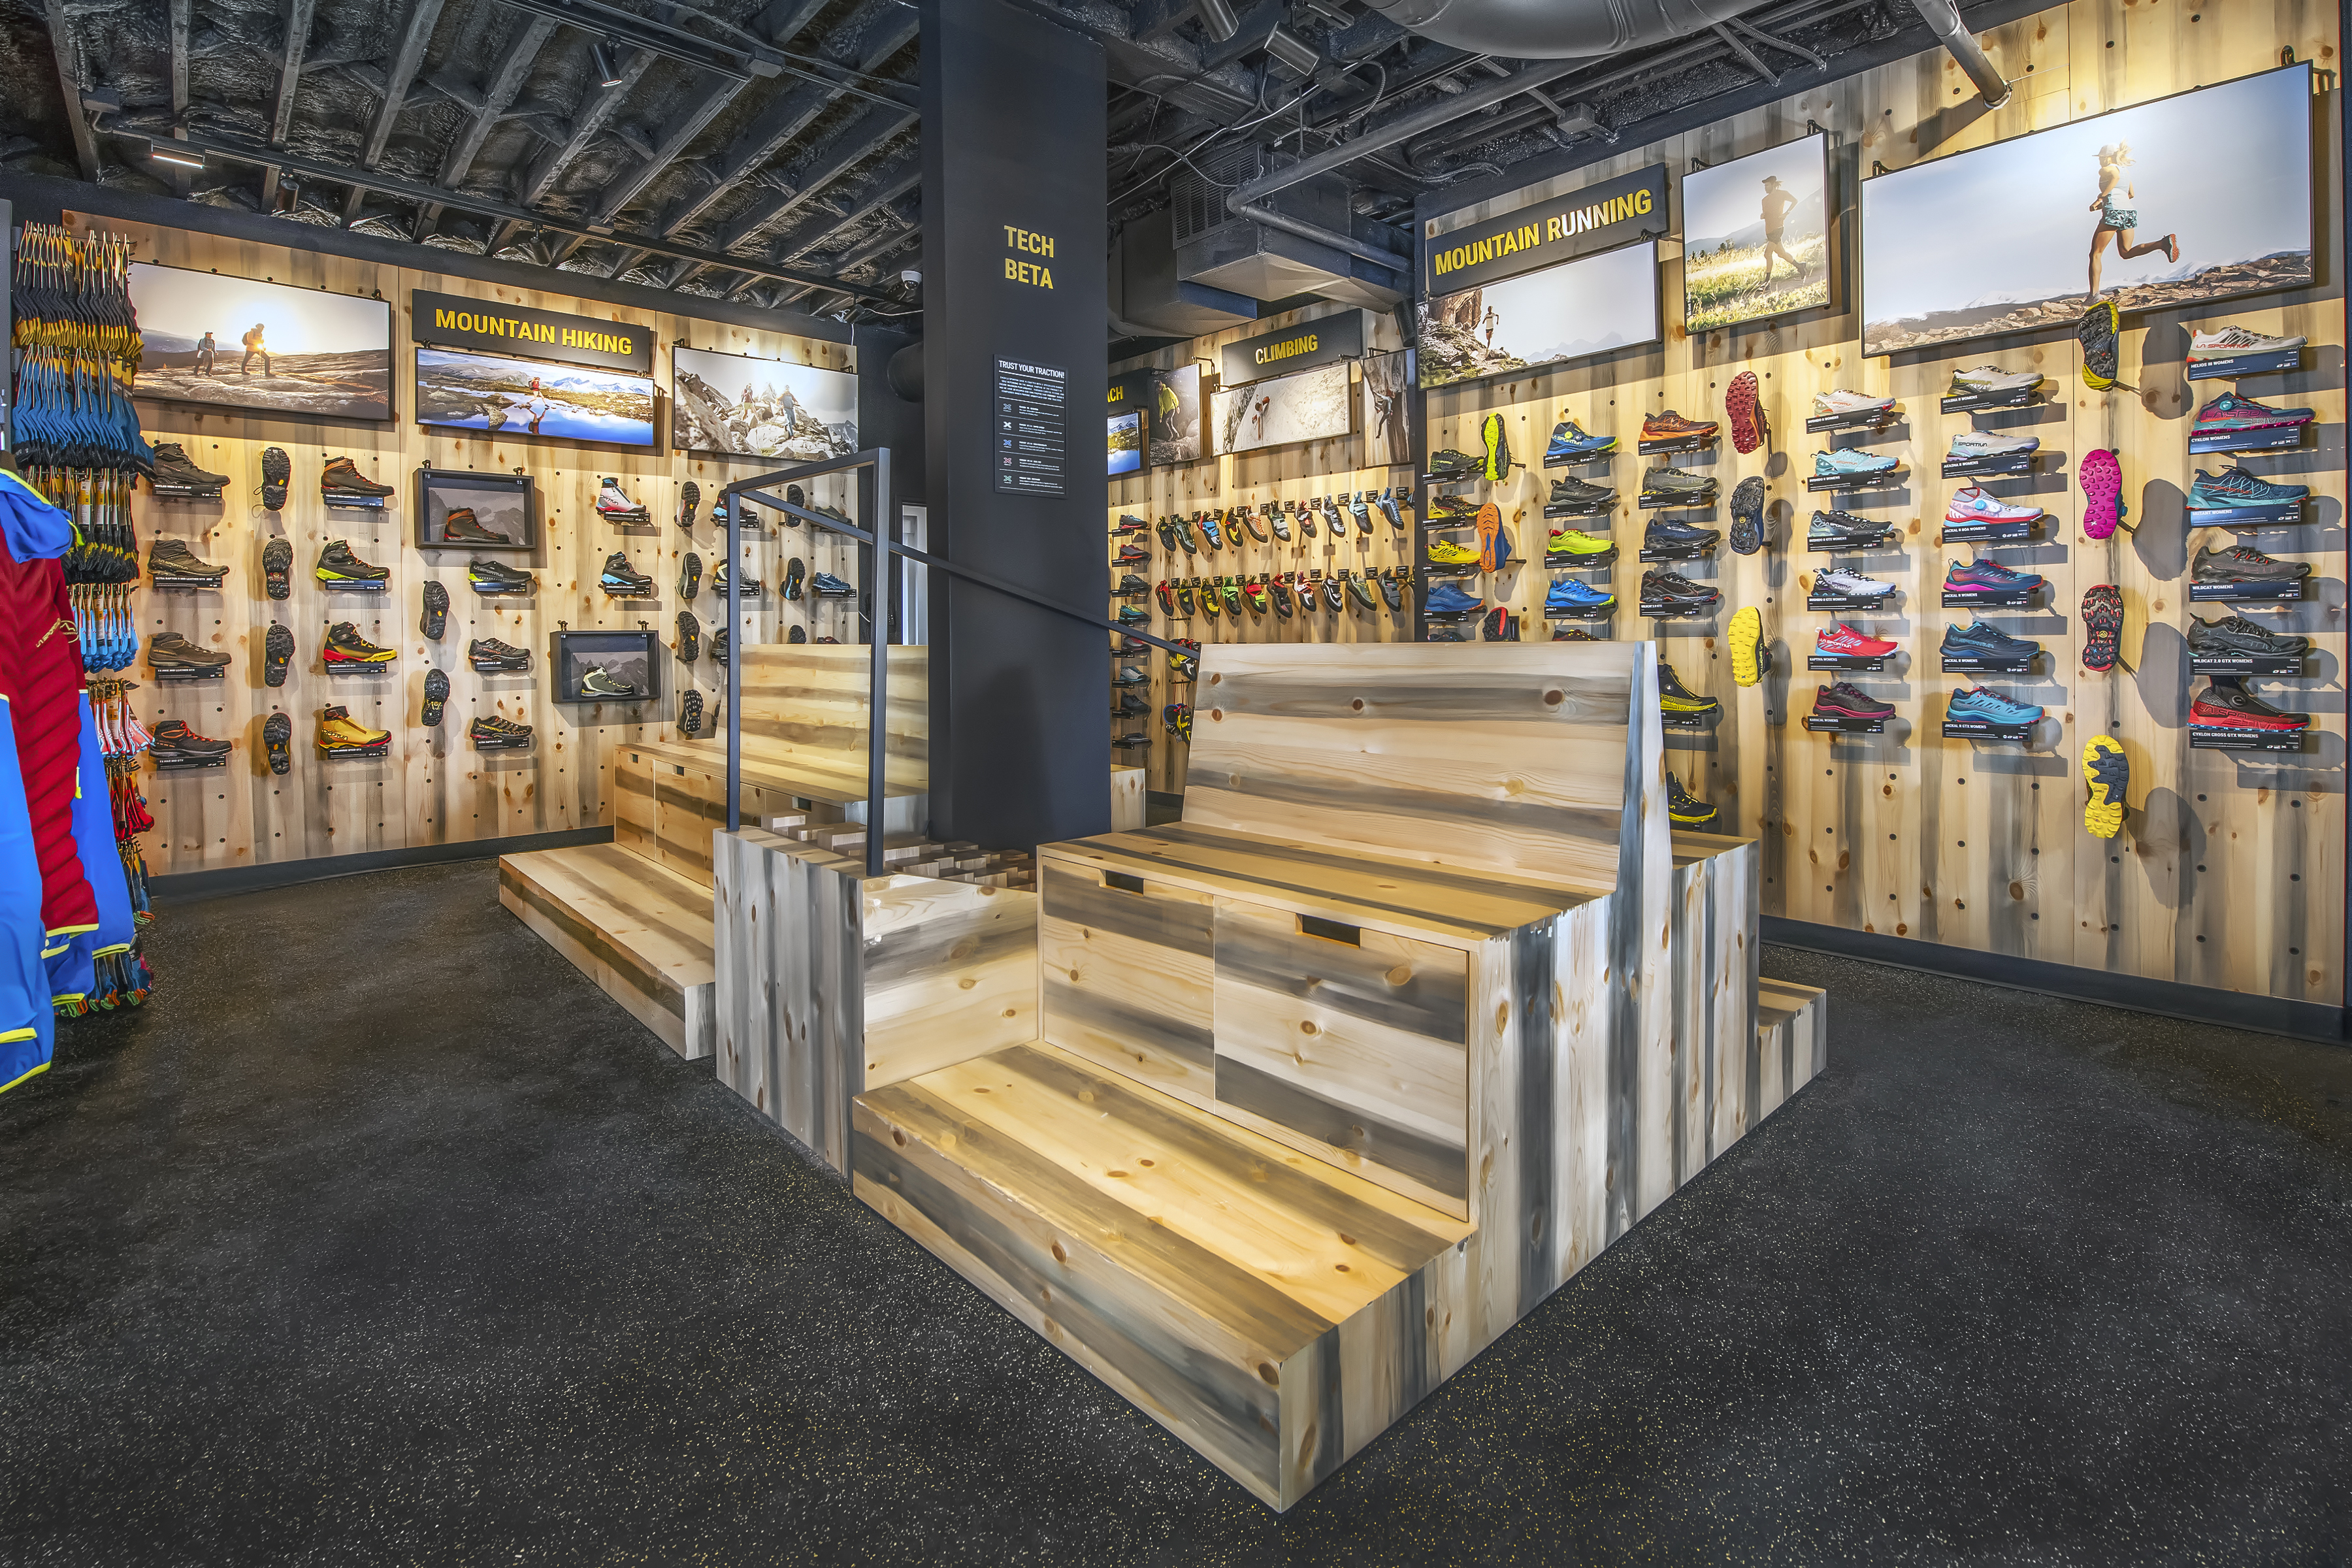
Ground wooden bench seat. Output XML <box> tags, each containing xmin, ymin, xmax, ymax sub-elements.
<box><xmin>499</xmin><ymin>843</ymin><xmax>715</xmax><ymax>1058</ymax></box>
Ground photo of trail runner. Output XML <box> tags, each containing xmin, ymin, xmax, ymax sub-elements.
<box><xmin>2086</xmin><ymin>141</ymin><xmax>2181</xmax><ymax>301</ymax></box>
<box><xmin>1863</xmin><ymin>65</ymin><xmax>2310</xmax><ymax>354</ymax></box>
<box><xmin>1682</xmin><ymin>135</ymin><xmax>1831</xmax><ymax>331</ymax></box>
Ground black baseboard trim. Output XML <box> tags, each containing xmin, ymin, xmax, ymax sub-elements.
<box><xmin>150</xmin><ymin>828</ymin><xmax>615</xmax><ymax>903</ymax></box>
<box><xmin>1763</xmin><ymin>917</ymin><xmax>2349</xmax><ymax>1047</ymax></box>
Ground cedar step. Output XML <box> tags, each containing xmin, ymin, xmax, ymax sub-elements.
<box><xmin>853</xmin><ymin>1040</ymin><xmax>1473</xmax><ymax>1511</ymax></box>
<box><xmin>499</xmin><ymin>843</ymin><xmax>714</xmax><ymax>1059</ymax></box>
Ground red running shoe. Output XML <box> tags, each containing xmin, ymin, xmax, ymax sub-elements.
<box><xmin>2191</xmin><ymin>679</ymin><xmax>2308</xmax><ymax>731</ymax></box>
<box><xmin>1725</xmin><ymin>370</ymin><xmax>1763</xmax><ymax>454</ymax></box>
<box><xmin>1816</xmin><ymin>622</ymin><xmax>1897</xmax><ymax>657</ymax></box>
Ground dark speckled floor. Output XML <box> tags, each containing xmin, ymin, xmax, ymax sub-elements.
<box><xmin>4</xmin><ymin>861</ymin><xmax>2349</xmax><ymax>1565</ymax></box>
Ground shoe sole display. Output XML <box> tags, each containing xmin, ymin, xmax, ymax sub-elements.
<box><xmin>259</xmin><ymin>713</ymin><xmax>292</xmax><ymax>774</ymax></box>
<box><xmin>680</xmin><ymin>691</ymin><xmax>704</xmax><ymax>736</ymax></box>
<box><xmin>261</xmin><ymin>447</ymin><xmax>289</xmax><ymax>510</ymax></box>
<box><xmin>784</xmin><ymin>558</ymin><xmax>805</xmax><ymax>600</ymax></box>
<box><xmin>2082</xmin><ymin>584</ymin><xmax>2123</xmax><ymax>672</ymax></box>
<box><xmin>2082</xmin><ymin>736</ymin><xmax>2127</xmax><ymax>838</ymax></box>
<box><xmin>679</xmin><ymin>482</ymin><xmax>700</xmax><ymax>529</ymax></box>
<box><xmin>421</xmin><ymin>581</ymin><xmax>448</xmax><ymax>640</ymax></box>
<box><xmin>422</xmin><ymin>668</ymin><xmax>449</xmax><ymax>727</ymax></box>
<box><xmin>263</xmin><ymin>538</ymin><xmax>291</xmax><ymax>601</ymax></box>
<box><xmin>679</xmin><ymin>553</ymin><xmax>702</xmax><ymax>600</ymax></box>
<box><xmin>1475</xmin><ymin>503</ymin><xmax>1502</xmax><ymax>573</ymax></box>
<box><xmin>2080</xmin><ymin>449</ymin><xmax>2121</xmax><ymax>539</ymax></box>
<box><xmin>1729</xmin><ymin>477</ymin><xmax>1765</xmax><ymax>555</ymax></box>
<box><xmin>263</xmin><ymin>623</ymin><xmax>293</xmax><ymax>687</ymax></box>
<box><xmin>1728</xmin><ymin>606</ymin><xmax>1763</xmax><ymax>688</ymax></box>
<box><xmin>1725</xmin><ymin>372</ymin><xmax>1762</xmax><ymax>455</ymax></box>
<box><xmin>677</xmin><ymin>612</ymin><xmax>701</xmax><ymax>662</ymax></box>
<box><xmin>1481</xmin><ymin>414</ymin><xmax>1509</xmax><ymax>482</ymax></box>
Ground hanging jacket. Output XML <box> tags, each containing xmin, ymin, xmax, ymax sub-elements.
<box><xmin>0</xmin><ymin>468</ymin><xmax>99</xmax><ymax>938</ymax></box>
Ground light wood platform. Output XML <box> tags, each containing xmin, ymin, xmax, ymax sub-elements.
<box><xmin>499</xmin><ymin>843</ymin><xmax>716</xmax><ymax>1058</ymax></box>
<box><xmin>854</xmin><ymin>1041</ymin><xmax>1473</xmax><ymax>1511</ymax></box>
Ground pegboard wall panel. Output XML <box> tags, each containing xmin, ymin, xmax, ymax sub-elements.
<box><xmin>78</xmin><ymin>214</ymin><xmax>862</xmax><ymax>876</ymax></box>
<box><xmin>1110</xmin><ymin>0</ymin><xmax>2345</xmax><ymax>1009</ymax></box>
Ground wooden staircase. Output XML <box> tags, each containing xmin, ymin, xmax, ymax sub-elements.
<box><xmin>704</xmin><ymin>642</ymin><xmax>1833</xmax><ymax>1509</ymax></box>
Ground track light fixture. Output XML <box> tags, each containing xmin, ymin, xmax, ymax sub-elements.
<box><xmin>591</xmin><ymin>41</ymin><xmax>627</xmax><ymax>88</ymax></box>
<box><xmin>146</xmin><ymin>138</ymin><xmax>206</xmax><ymax>171</ymax></box>
<box><xmin>1196</xmin><ymin>0</ymin><xmax>1240</xmax><ymax>41</ymax></box>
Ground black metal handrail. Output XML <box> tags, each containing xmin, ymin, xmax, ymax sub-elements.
<box><xmin>720</xmin><ymin>448</ymin><xmax>1186</xmax><ymax>875</ymax></box>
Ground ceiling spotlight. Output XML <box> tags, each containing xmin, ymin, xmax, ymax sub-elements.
<box><xmin>1259</xmin><ymin>24</ymin><xmax>1320</xmax><ymax>81</ymax></box>
<box><xmin>1196</xmin><ymin>0</ymin><xmax>1239</xmax><ymax>41</ymax></box>
<box><xmin>591</xmin><ymin>41</ymin><xmax>627</xmax><ymax>88</ymax></box>
<box><xmin>147</xmin><ymin>138</ymin><xmax>206</xmax><ymax>171</ymax></box>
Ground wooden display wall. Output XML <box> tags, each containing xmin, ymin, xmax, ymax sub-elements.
<box><xmin>1106</xmin><ymin>307</ymin><xmax>1413</xmax><ymax>794</ymax></box>
<box><xmin>1114</xmin><ymin>0</ymin><xmax>2345</xmax><ymax>1013</ymax></box>
<box><xmin>80</xmin><ymin>214</ymin><xmax>864</xmax><ymax>876</ymax></box>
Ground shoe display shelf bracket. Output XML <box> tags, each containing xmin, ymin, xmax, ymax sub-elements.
<box><xmin>472</xmin><ymin>731</ymin><xmax>534</xmax><ymax>753</ymax></box>
<box><xmin>2186</xmin><ymin>349</ymin><xmax>2302</xmax><ymax>382</ymax></box>
<box><xmin>2188</xmin><ymin>499</ymin><xmax>2304</xmax><ymax>530</ymax></box>
<box><xmin>2189</xmin><ymin>579</ymin><xmax>2307</xmax><ymax>604</ymax></box>
<box><xmin>1804</xmin><ymin>407</ymin><xmax>1902</xmax><ymax>435</ymax></box>
<box><xmin>324</xmin><ymin>662</ymin><xmax>393</xmax><ymax>679</ymax></box>
<box><xmin>152</xmin><ymin>664</ymin><xmax>226</xmax><ymax>683</ymax></box>
<box><xmin>2188</xmin><ymin>726</ymin><xmax>2309</xmax><ymax>753</ymax></box>
<box><xmin>1644</xmin><ymin>602</ymin><xmax>1719</xmax><ymax>622</ymax></box>
<box><xmin>325</xmin><ymin>494</ymin><xmax>390</xmax><ymax>512</ymax></box>
<box><xmin>1542</xmin><ymin>451</ymin><xmax>1614</xmax><ymax>470</ymax></box>
<box><xmin>1942</xmin><ymin>717</ymin><xmax>2038</xmax><ymax>743</ymax></box>
<box><xmin>1639</xmin><ymin>542</ymin><xmax>1712</xmax><ymax>563</ymax></box>
<box><xmin>1807</xmin><ymin>589</ymin><xmax>1897</xmax><ymax>613</ymax></box>
<box><xmin>146</xmin><ymin>481</ymin><xmax>226</xmax><ymax>501</ymax></box>
<box><xmin>1941</xmin><ymin>451</ymin><xmax>2036</xmax><ymax>480</ymax></box>
<box><xmin>470</xmin><ymin>580</ymin><xmax>531</xmax><ymax>597</ymax></box>
<box><xmin>1940</xmin><ymin>386</ymin><xmax>2042</xmax><ymax>414</ymax></box>
<box><xmin>1939</xmin><ymin>519</ymin><xmax>2040</xmax><ymax>545</ymax></box>
<box><xmin>1802</xmin><ymin>712</ymin><xmax>1886</xmax><ymax>734</ymax></box>
<box><xmin>154</xmin><ymin>755</ymin><xmax>229</xmax><ymax>772</ymax></box>
<box><xmin>1808</xmin><ymin>530</ymin><xmax>1897</xmax><ymax>553</ymax></box>
<box><xmin>1545</xmin><ymin>553</ymin><xmax>1618</xmax><ymax>571</ymax></box>
<box><xmin>1942</xmin><ymin>587</ymin><xmax>2037</xmax><ymax>609</ymax></box>
<box><xmin>2188</xmin><ymin>425</ymin><xmax>2306</xmax><ymax>457</ymax></box>
<box><xmin>150</xmin><ymin>578</ymin><xmax>228</xmax><ymax>593</ymax></box>
<box><xmin>1546</xmin><ymin>604</ymin><xmax>1618</xmax><ymax>622</ymax></box>
<box><xmin>2189</xmin><ymin>652</ymin><xmax>2307</xmax><ymax>678</ymax></box>
<box><xmin>1661</xmin><ymin>709</ymin><xmax>1716</xmax><ymax>731</ymax></box>
<box><xmin>1940</xmin><ymin>651</ymin><xmax>2038</xmax><ymax>676</ymax></box>
<box><xmin>319</xmin><ymin>740</ymin><xmax>392</xmax><ymax>760</ymax></box>
<box><xmin>1637</xmin><ymin>433</ymin><xmax>1715</xmax><ymax>457</ymax></box>
<box><xmin>414</xmin><ymin>467</ymin><xmax>538</xmax><ymax>553</ymax></box>
<box><xmin>1808</xmin><ymin>653</ymin><xmax>1889</xmax><ymax>673</ymax></box>
<box><xmin>321</xmin><ymin>580</ymin><xmax>390</xmax><ymax>596</ymax></box>
<box><xmin>1806</xmin><ymin>469</ymin><xmax>1905</xmax><ymax>494</ymax></box>
<box><xmin>1637</xmin><ymin>490</ymin><xmax>1718</xmax><ymax>511</ymax></box>
<box><xmin>1543</xmin><ymin>500</ymin><xmax>1612</xmax><ymax>519</ymax></box>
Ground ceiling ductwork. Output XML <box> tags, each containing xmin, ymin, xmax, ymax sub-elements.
<box><xmin>1362</xmin><ymin>0</ymin><xmax>1759</xmax><ymax>58</ymax></box>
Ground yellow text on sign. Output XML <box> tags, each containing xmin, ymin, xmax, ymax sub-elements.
<box><xmin>1004</xmin><ymin>225</ymin><xmax>1056</xmax><ymax>289</ymax></box>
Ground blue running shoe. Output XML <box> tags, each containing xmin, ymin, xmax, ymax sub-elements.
<box><xmin>1814</xmin><ymin>448</ymin><xmax>1901</xmax><ymax>477</ymax></box>
<box><xmin>1424</xmin><ymin>582</ymin><xmax>1484</xmax><ymax>615</ymax></box>
<box><xmin>1545</xmin><ymin>415</ymin><xmax>1616</xmax><ymax>462</ymax></box>
<box><xmin>1948</xmin><ymin>685</ymin><xmax>2044</xmax><ymax>725</ymax></box>
<box><xmin>2189</xmin><ymin>466</ymin><xmax>2309</xmax><ymax>507</ymax></box>
<box><xmin>1545</xmin><ymin>579</ymin><xmax>1616</xmax><ymax>613</ymax></box>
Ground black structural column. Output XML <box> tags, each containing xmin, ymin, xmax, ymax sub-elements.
<box><xmin>920</xmin><ymin>0</ymin><xmax>1109</xmax><ymax>851</ymax></box>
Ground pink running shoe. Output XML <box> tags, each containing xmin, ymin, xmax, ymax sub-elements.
<box><xmin>2080</xmin><ymin>449</ymin><xmax>2121</xmax><ymax>539</ymax></box>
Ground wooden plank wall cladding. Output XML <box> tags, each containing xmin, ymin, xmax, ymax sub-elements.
<box><xmin>737</xmin><ymin>643</ymin><xmax>928</xmax><ymax>797</ymax></box>
<box><xmin>1105</xmin><ymin>3</ymin><xmax>2346</xmax><ymax>1012</ymax></box>
<box><xmin>75</xmin><ymin>213</ymin><xmax>864</xmax><ymax>875</ymax></box>
<box><xmin>1107</xmin><ymin>306</ymin><xmax>1416</xmax><ymax>794</ymax></box>
<box><xmin>713</xmin><ymin>827</ymin><xmax>1037</xmax><ymax>1168</ymax></box>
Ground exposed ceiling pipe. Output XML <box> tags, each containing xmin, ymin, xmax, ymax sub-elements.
<box><xmin>1360</xmin><ymin>0</ymin><xmax>1757</xmax><ymax>59</ymax></box>
<box><xmin>1223</xmin><ymin>54</ymin><xmax>1605</xmax><ymax>272</ymax></box>
<box><xmin>1908</xmin><ymin>0</ymin><xmax>2010</xmax><ymax>106</ymax></box>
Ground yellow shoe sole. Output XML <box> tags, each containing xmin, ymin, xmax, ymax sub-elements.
<box><xmin>1729</xmin><ymin>605</ymin><xmax>1763</xmax><ymax>688</ymax></box>
<box><xmin>2082</xmin><ymin>736</ymin><xmax>2127</xmax><ymax>838</ymax></box>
